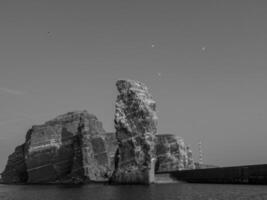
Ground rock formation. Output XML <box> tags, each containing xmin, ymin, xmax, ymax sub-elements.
<box><xmin>111</xmin><ymin>79</ymin><xmax>158</xmax><ymax>184</ymax></box>
<box><xmin>104</xmin><ymin>132</ymin><xmax>118</xmax><ymax>172</ymax></box>
<box><xmin>155</xmin><ymin>134</ymin><xmax>195</xmax><ymax>173</ymax></box>
<box><xmin>186</xmin><ymin>145</ymin><xmax>195</xmax><ymax>170</ymax></box>
<box><xmin>1</xmin><ymin>80</ymin><xmax>196</xmax><ymax>185</ymax></box>
<box><xmin>2</xmin><ymin>111</ymin><xmax>116</xmax><ymax>184</ymax></box>
<box><xmin>1</xmin><ymin>144</ymin><xmax>27</xmax><ymax>183</ymax></box>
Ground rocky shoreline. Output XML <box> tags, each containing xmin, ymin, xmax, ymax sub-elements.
<box><xmin>1</xmin><ymin>79</ymin><xmax>194</xmax><ymax>185</ymax></box>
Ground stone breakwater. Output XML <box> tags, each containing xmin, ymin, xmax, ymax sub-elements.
<box><xmin>1</xmin><ymin>79</ymin><xmax>194</xmax><ymax>184</ymax></box>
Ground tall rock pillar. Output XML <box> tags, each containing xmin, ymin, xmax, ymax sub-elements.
<box><xmin>111</xmin><ymin>79</ymin><xmax>158</xmax><ymax>184</ymax></box>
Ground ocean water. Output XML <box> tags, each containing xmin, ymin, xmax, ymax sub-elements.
<box><xmin>1</xmin><ymin>183</ymin><xmax>267</xmax><ymax>200</ymax></box>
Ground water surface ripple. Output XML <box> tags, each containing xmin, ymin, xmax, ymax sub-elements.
<box><xmin>1</xmin><ymin>183</ymin><xmax>267</xmax><ymax>200</ymax></box>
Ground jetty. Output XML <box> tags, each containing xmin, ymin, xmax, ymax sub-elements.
<box><xmin>157</xmin><ymin>164</ymin><xmax>267</xmax><ymax>184</ymax></box>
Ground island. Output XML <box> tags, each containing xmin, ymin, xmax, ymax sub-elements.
<box><xmin>1</xmin><ymin>80</ymin><xmax>194</xmax><ymax>184</ymax></box>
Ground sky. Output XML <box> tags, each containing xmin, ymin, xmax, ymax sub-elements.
<box><xmin>0</xmin><ymin>0</ymin><xmax>267</xmax><ymax>171</ymax></box>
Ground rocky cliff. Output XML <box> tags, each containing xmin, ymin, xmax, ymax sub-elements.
<box><xmin>1</xmin><ymin>144</ymin><xmax>27</xmax><ymax>183</ymax></box>
<box><xmin>155</xmin><ymin>134</ymin><xmax>195</xmax><ymax>173</ymax></box>
<box><xmin>186</xmin><ymin>145</ymin><xmax>195</xmax><ymax>170</ymax></box>
<box><xmin>103</xmin><ymin>132</ymin><xmax>118</xmax><ymax>172</ymax></box>
<box><xmin>1</xmin><ymin>80</ymin><xmax>196</xmax><ymax>185</ymax></box>
<box><xmin>2</xmin><ymin>111</ymin><xmax>116</xmax><ymax>184</ymax></box>
<box><xmin>111</xmin><ymin>80</ymin><xmax>158</xmax><ymax>184</ymax></box>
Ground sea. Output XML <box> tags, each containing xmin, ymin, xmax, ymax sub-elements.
<box><xmin>1</xmin><ymin>183</ymin><xmax>267</xmax><ymax>200</ymax></box>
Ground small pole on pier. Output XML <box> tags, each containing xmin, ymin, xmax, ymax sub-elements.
<box><xmin>198</xmin><ymin>141</ymin><xmax>203</xmax><ymax>165</ymax></box>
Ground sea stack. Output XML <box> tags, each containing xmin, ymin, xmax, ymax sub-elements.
<box><xmin>111</xmin><ymin>79</ymin><xmax>158</xmax><ymax>184</ymax></box>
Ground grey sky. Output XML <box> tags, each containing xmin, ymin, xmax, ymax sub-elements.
<box><xmin>1</xmin><ymin>0</ymin><xmax>267</xmax><ymax>171</ymax></box>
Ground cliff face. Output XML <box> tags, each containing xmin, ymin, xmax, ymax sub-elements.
<box><xmin>186</xmin><ymin>145</ymin><xmax>195</xmax><ymax>170</ymax></box>
<box><xmin>2</xmin><ymin>111</ymin><xmax>116</xmax><ymax>184</ymax></box>
<box><xmin>155</xmin><ymin>134</ymin><xmax>195</xmax><ymax>173</ymax></box>
<box><xmin>1</xmin><ymin>144</ymin><xmax>27</xmax><ymax>183</ymax></box>
<box><xmin>103</xmin><ymin>132</ymin><xmax>118</xmax><ymax>173</ymax></box>
<box><xmin>111</xmin><ymin>80</ymin><xmax>158</xmax><ymax>184</ymax></box>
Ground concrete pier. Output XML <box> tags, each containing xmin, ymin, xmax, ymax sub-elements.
<box><xmin>157</xmin><ymin>164</ymin><xmax>267</xmax><ymax>185</ymax></box>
